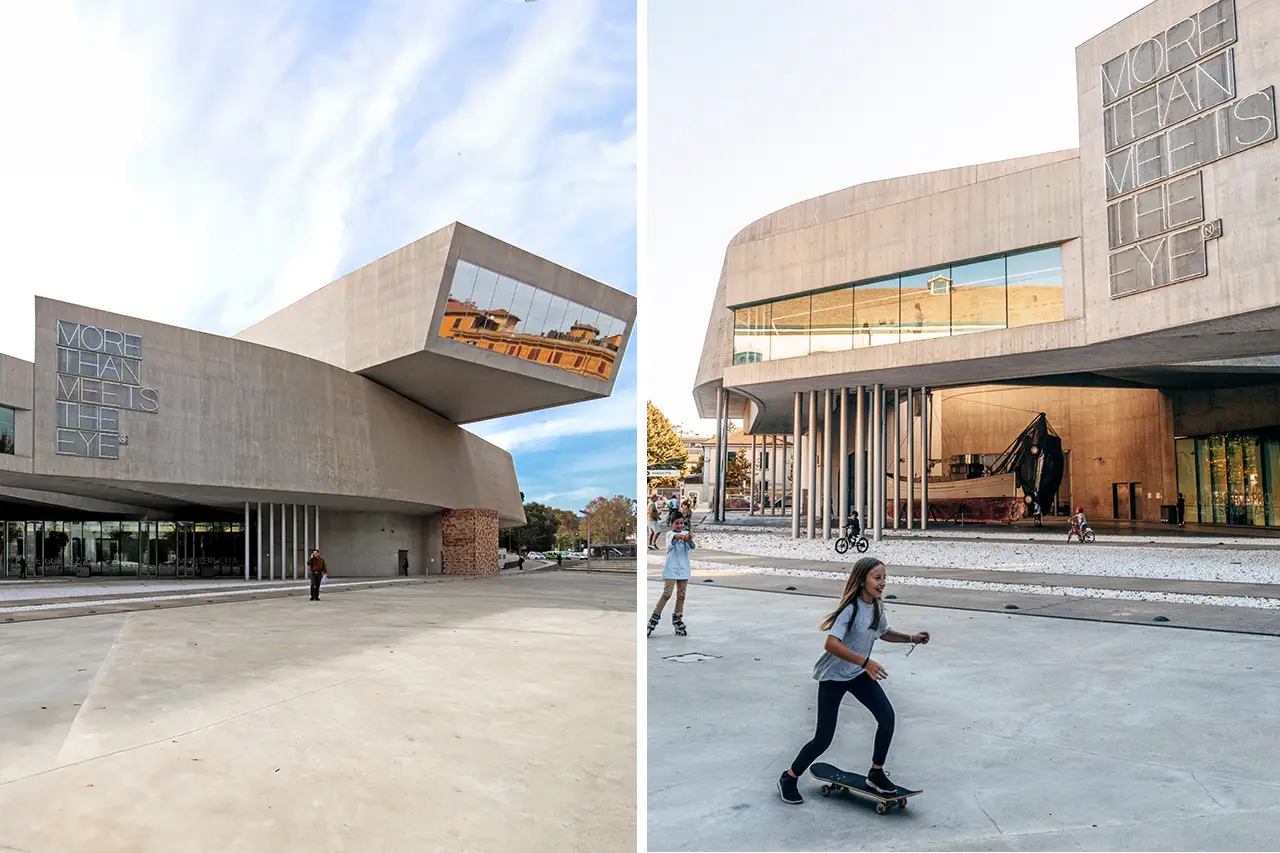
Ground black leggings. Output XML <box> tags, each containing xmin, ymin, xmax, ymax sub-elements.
<box><xmin>790</xmin><ymin>673</ymin><xmax>895</xmax><ymax>775</ymax></box>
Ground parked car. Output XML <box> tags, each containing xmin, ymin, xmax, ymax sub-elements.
<box><xmin>725</xmin><ymin>495</ymin><xmax>750</xmax><ymax>510</ymax></box>
<box><xmin>527</xmin><ymin>552</ymin><xmax>544</xmax><ymax>560</ymax></box>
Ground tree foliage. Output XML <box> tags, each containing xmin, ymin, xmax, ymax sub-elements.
<box><xmin>582</xmin><ymin>495</ymin><xmax>637</xmax><ymax>544</ymax></box>
<box><xmin>725</xmin><ymin>451</ymin><xmax>752</xmax><ymax>488</ymax></box>
<box><xmin>646</xmin><ymin>402</ymin><xmax>687</xmax><ymax>468</ymax></box>
<box><xmin>509</xmin><ymin>502</ymin><xmax>563</xmax><ymax>551</ymax></box>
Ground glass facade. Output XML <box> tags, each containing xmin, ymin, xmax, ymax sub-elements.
<box><xmin>1176</xmin><ymin>430</ymin><xmax>1280</xmax><ymax>527</ymax></box>
<box><xmin>0</xmin><ymin>405</ymin><xmax>13</xmax><ymax>455</ymax></box>
<box><xmin>732</xmin><ymin>245</ymin><xmax>1064</xmax><ymax>364</ymax></box>
<box><xmin>442</xmin><ymin>259</ymin><xmax>626</xmax><ymax>381</ymax></box>
<box><xmin>0</xmin><ymin>519</ymin><xmax>248</xmax><ymax>577</ymax></box>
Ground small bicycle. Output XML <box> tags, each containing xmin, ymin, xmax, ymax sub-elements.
<box><xmin>1068</xmin><ymin>525</ymin><xmax>1096</xmax><ymax>544</ymax></box>
<box><xmin>834</xmin><ymin>525</ymin><xmax>869</xmax><ymax>555</ymax></box>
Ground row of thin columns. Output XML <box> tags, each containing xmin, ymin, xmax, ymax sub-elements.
<box><xmin>788</xmin><ymin>386</ymin><xmax>933</xmax><ymax>540</ymax></box>
<box><xmin>749</xmin><ymin>434</ymin><xmax>789</xmax><ymax>517</ymax></box>
<box><xmin>243</xmin><ymin>502</ymin><xmax>320</xmax><ymax>582</ymax></box>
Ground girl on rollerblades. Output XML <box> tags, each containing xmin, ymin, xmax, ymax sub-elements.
<box><xmin>777</xmin><ymin>556</ymin><xmax>931</xmax><ymax>804</ymax></box>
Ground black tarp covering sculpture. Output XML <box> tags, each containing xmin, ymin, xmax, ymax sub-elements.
<box><xmin>989</xmin><ymin>413</ymin><xmax>1064</xmax><ymax>513</ymax></box>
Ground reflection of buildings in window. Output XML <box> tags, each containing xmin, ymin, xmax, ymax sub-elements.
<box><xmin>439</xmin><ymin>299</ymin><xmax>621</xmax><ymax>380</ymax></box>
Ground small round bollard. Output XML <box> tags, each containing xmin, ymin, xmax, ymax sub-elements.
<box><xmin>1004</xmin><ymin>604</ymin><xmax>1019</xmax><ymax>610</ymax></box>
<box><xmin>785</xmin><ymin>586</ymin><xmax>797</xmax><ymax>591</ymax></box>
<box><xmin>703</xmin><ymin>578</ymin><xmax>714</xmax><ymax>583</ymax></box>
<box><xmin>1153</xmin><ymin>615</ymin><xmax>1170</xmax><ymax>622</ymax></box>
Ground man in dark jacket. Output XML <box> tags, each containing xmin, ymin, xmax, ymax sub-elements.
<box><xmin>308</xmin><ymin>550</ymin><xmax>327</xmax><ymax>601</ymax></box>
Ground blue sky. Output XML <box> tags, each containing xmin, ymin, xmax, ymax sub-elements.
<box><xmin>0</xmin><ymin>0</ymin><xmax>636</xmax><ymax>515</ymax></box>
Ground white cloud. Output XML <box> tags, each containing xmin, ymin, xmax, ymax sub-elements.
<box><xmin>0</xmin><ymin>0</ymin><xmax>634</xmax><ymax>362</ymax></box>
<box><xmin>465</xmin><ymin>385</ymin><xmax>636</xmax><ymax>452</ymax></box>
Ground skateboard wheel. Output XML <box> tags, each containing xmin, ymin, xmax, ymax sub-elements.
<box><xmin>898</xmin><ymin>799</ymin><xmax>908</xmax><ymax>809</ymax></box>
<box><xmin>875</xmin><ymin>803</ymin><xmax>887</xmax><ymax>815</ymax></box>
<box><xmin>820</xmin><ymin>785</ymin><xmax>830</xmax><ymax>797</ymax></box>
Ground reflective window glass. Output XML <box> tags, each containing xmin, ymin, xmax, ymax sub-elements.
<box><xmin>853</xmin><ymin>277</ymin><xmax>900</xmax><ymax>347</ymax></box>
<box><xmin>448</xmin><ymin>260</ymin><xmax>481</xmax><ymax>306</ymax></box>
<box><xmin>518</xmin><ymin>288</ymin><xmax>553</xmax><ymax>337</ymax></box>
<box><xmin>540</xmin><ymin>294</ymin><xmax>570</xmax><ymax>337</ymax></box>
<box><xmin>810</xmin><ymin>287</ymin><xmax>853</xmax><ymax>354</ymax></box>
<box><xmin>507</xmin><ymin>282</ymin><xmax>536</xmax><ymax>338</ymax></box>
<box><xmin>769</xmin><ymin>296</ymin><xmax>810</xmax><ymax>360</ymax></box>
<box><xmin>899</xmin><ymin>268</ymin><xmax>951</xmax><ymax>341</ymax></box>
<box><xmin>1007</xmin><ymin>247</ymin><xmax>1064</xmax><ymax>327</ymax></box>
<box><xmin>951</xmin><ymin>257</ymin><xmax>1007</xmax><ymax>336</ymax></box>
<box><xmin>469</xmin><ymin>267</ymin><xmax>501</xmax><ymax>313</ymax></box>
<box><xmin>0</xmin><ymin>405</ymin><xmax>13</xmax><ymax>455</ymax></box>
<box><xmin>438</xmin><ymin>260</ymin><xmax>623</xmax><ymax>382</ymax></box>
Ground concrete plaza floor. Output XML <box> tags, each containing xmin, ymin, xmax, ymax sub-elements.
<box><xmin>0</xmin><ymin>572</ymin><xmax>636</xmax><ymax>853</ymax></box>
<box><xmin>646</xmin><ymin>580</ymin><xmax>1280</xmax><ymax>852</ymax></box>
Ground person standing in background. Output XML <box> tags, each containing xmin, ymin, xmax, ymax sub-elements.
<box><xmin>308</xmin><ymin>549</ymin><xmax>327</xmax><ymax>601</ymax></box>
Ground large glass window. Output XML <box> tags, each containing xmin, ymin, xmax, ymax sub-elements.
<box><xmin>951</xmin><ymin>257</ymin><xmax>1007</xmax><ymax>336</ymax></box>
<box><xmin>810</xmin><ymin>288</ymin><xmax>854</xmax><ymax>354</ymax></box>
<box><xmin>728</xmin><ymin>244</ymin><xmax>1066</xmax><ymax>364</ymax></box>
<box><xmin>441</xmin><ymin>260</ymin><xmax>625</xmax><ymax>381</ymax></box>
<box><xmin>0</xmin><ymin>405</ymin><xmax>13</xmax><ymax>455</ymax></box>
<box><xmin>1179</xmin><ymin>430</ymin><xmax>1280</xmax><ymax>527</ymax></box>
<box><xmin>899</xmin><ymin>268</ymin><xmax>951</xmax><ymax>342</ymax></box>
<box><xmin>769</xmin><ymin>295</ymin><xmax>811</xmax><ymax>360</ymax></box>
<box><xmin>1007</xmin><ymin>247</ymin><xmax>1064</xmax><ymax>327</ymax></box>
<box><xmin>853</xmin><ymin>277</ymin><xmax>900</xmax><ymax>348</ymax></box>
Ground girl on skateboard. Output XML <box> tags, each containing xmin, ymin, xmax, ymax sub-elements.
<box><xmin>777</xmin><ymin>556</ymin><xmax>930</xmax><ymax>804</ymax></box>
<box><xmin>647</xmin><ymin>512</ymin><xmax>694</xmax><ymax>636</ymax></box>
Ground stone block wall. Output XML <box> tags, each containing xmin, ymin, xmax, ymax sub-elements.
<box><xmin>442</xmin><ymin>508</ymin><xmax>499</xmax><ymax>577</ymax></box>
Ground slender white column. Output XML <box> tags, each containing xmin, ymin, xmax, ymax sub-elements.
<box><xmin>806</xmin><ymin>390</ymin><xmax>817</xmax><ymax>539</ymax></box>
<box><xmin>821</xmin><ymin>389</ymin><xmax>832</xmax><ymax>540</ymax></box>
<box><xmin>269</xmin><ymin>502</ymin><xmax>275</xmax><ymax>580</ymax></box>
<box><xmin>792</xmin><ymin>393</ymin><xmax>802</xmax><ymax>538</ymax></box>
<box><xmin>838</xmin><ymin>388</ymin><xmax>849</xmax><ymax>527</ymax></box>
<box><xmin>922</xmin><ymin>387</ymin><xmax>931</xmax><ymax>530</ymax></box>
<box><xmin>854</xmin><ymin>386</ymin><xmax>865</xmax><ymax>532</ymax></box>
<box><xmin>316</xmin><ymin>505</ymin><xmax>320</xmax><ymax>551</ymax></box>
<box><xmin>292</xmin><ymin>505</ymin><xmax>298</xmax><ymax>581</ymax></box>
<box><xmin>256</xmin><ymin>502</ymin><xmax>262</xmax><ymax>581</ymax></box>
<box><xmin>244</xmin><ymin>501</ymin><xmax>250</xmax><ymax>581</ymax></box>
<box><xmin>893</xmin><ymin>390</ymin><xmax>901</xmax><ymax>530</ymax></box>
<box><xmin>749</xmin><ymin>434</ymin><xmax>756</xmax><ymax>516</ymax></box>
<box><xmin>873</xmin><ymin>383</ymin><xmax>884</xmax><ymax>542</ymax></box>
<box><xmin>304</xmin><ymin>505</ymin><xmax>310</xmax><ymax>564</ymax></box>
<box><xmin>906</xmin><ymin>389</ymin><xmax>915</xmax><ymax>529</ymax></box>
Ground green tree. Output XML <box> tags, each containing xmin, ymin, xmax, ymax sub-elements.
<box><xmin>582</xmin><ymin>495</ymin><xmax>637</xmax><ymax>544</ymax></box>
<box><xmin>725</xmin><ymin>451</ymin><xmax>752</xmax><ymax>489</ymax></box>
<box><xmin>510</xmin><ymin>502</ymin><xmax>562</xmax><ymax>551</ymax></box>
<box><xmin>647</xmin><ymin>401</ymin><xmax>687</xmax><ymax>489</ymax></box>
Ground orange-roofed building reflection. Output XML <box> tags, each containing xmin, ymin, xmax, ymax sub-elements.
<box><xmin>440</xmin><ymin>299</ymin><xmax>620</xmax><ymax>381</ymax></box>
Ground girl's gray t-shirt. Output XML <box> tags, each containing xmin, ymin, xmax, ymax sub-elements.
<box><xmin>812</xmin><ymin>598</ymin><xmax>891</xmax><ymax>682</ymax></box>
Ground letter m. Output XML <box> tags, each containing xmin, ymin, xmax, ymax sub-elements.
<box><xmin>1105</xmin><ymin>146</ymin><xmax>1138</xmax><ymax>199</ymax></box>
<box><xmin>57</xmin><ymin>320</ymin><xmax>81</xmax><ymax>348</ymax></box>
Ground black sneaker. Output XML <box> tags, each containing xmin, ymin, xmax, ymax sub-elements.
<box><xmin>866</xmin><ymin>767</ymin><xmax>895</xmax><ymax>794</ymax></box>
<box><xmin>647</xmin><ymin>612</ymin><xmax>660</xmax><ymax>637</ymax></box>
<box><xmin>777</xmin><ymin>771</ymin><xmax>803</xmax><ymax>804</ymax></box>
<box><xmin>673</xmin><ymin>616</ymin><xmax>687</xmax><ymax>637</ymax></box>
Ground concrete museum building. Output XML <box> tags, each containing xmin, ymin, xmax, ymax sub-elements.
<box><xmin>696</xmin><ymin>0</ymin><xmax>1280</xmax><ymax>536</ymax></box>
<box><xmin>0</xmin><ymin>223</ymin><xmax>635</xmax><ymax>579</ymax></box>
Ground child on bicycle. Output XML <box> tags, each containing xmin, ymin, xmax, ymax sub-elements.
<box><xmin>844</xmin><ymin>510</ymin><xmax>861</xmax><ymax>540</ymax></box>
<box><xmin>777</xmin><ymin>557</ymin><xmax>931</xmax><ymax>804</ymax></box>
<box><xmin>648</xmin><ymin>512</ymin><xmax>694</xmax><ymax>637</ymax></box>
<box><xmin>1067</xmin><ymin>505</ymin><xmax>1087</xmax><ymax>542</ymax></box>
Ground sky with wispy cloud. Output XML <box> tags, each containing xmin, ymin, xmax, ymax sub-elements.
<box><xmin>0</xmin><ymin>0</ymin><xmax>636</xmax><ymax>514</ymax></box>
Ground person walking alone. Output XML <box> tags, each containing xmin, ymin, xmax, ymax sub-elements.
<box><xmin>1177</xmin><ymin>493</ymin><xmax>1186</xmax><ymax>528</ymax></box>
<box><xmin>308</xmin><ymin>549</ymin><xmax>327</xmax><ymax>601</ymax></box>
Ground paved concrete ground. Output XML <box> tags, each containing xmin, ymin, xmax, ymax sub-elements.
<box><xmin>646</xmin><ymin>581</ymin><xmax>1280</xmax><ymax>852</ymax></box>
<box><xmin>0</xmin><ymin>572</ymin><xmax>636</xmax><ymax>853</ymax></box>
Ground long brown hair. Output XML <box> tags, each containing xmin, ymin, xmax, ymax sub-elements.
<box><xmin>821</xmin><ymin>557</ymin><xmax>885</xmax><ymax>633</ymax></box>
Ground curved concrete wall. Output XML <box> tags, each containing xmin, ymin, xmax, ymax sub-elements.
<box><xmin>27</xmin><ymin>298</ymin><xmax>524</xmax><ymax>524</ymax></box>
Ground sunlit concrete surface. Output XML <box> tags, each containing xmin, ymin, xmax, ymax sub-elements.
<box><xmin>0</xmin><ymin>573</ymin><xmax>636</xmax><ymax>853</ymax></box>
<box><xmin>646</xmin><ymin>582</ymin><xmax>1280</xmax><ymax>852</ymax></box>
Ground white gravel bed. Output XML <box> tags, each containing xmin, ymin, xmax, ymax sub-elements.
<box><xmin>685</xmin><ymin>530</ymin><xmax>1280</xmax><ymax>585</ymax></box>
<box><xmin>672</xmin><ymin>560</ymin><xmax>1280</xmax><ymax>611</ymax></box>
<box><xmin>700</xmin><ymin>522</ymin><xmax>1277</xmax><ymax>547</ymax></box>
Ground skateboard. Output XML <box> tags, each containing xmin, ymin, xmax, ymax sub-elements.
<box><xmin>809</xmin><ymin>762</ymin><xmax>922</xmax><ymax>815</ymax></box>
